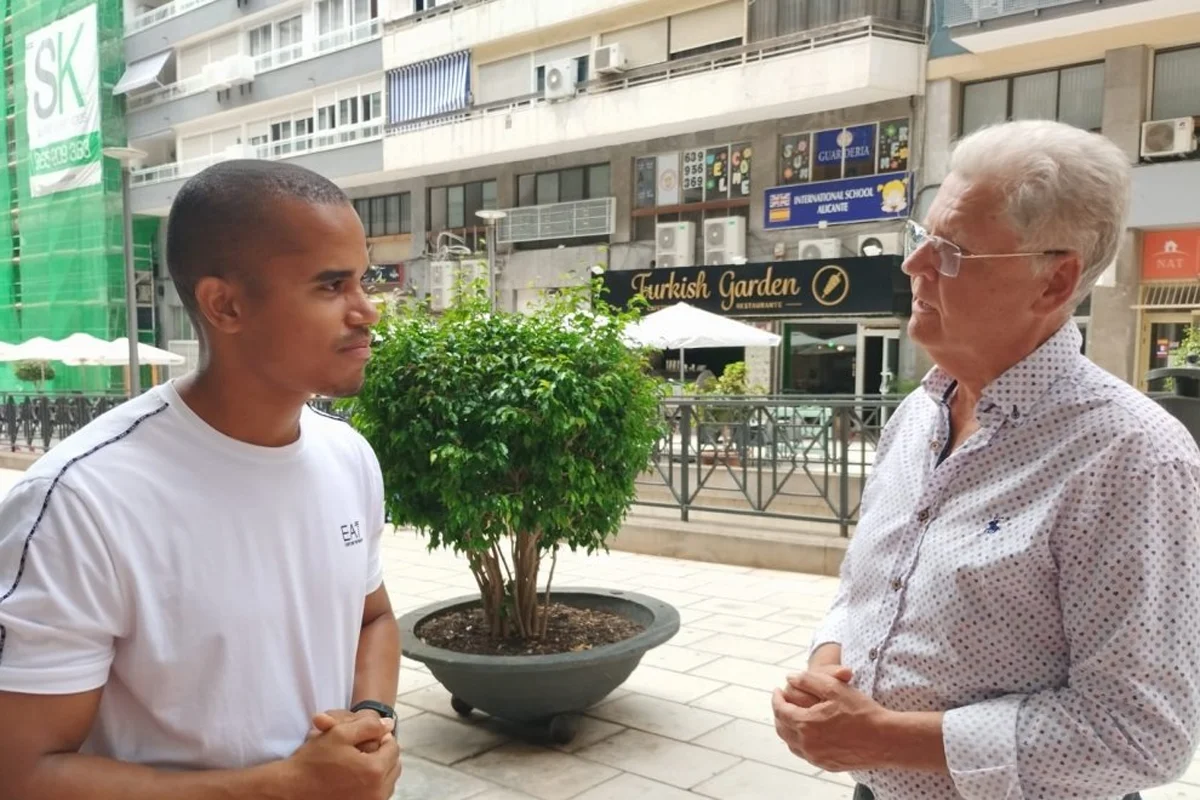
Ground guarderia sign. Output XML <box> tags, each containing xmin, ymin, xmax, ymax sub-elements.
<box><xmin>24</xmin><ymin>4</ymin><xmax>101</xmax><ymax>197</ymax></box>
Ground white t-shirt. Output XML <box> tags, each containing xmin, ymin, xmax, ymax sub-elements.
<box><xmin>0</xmin><ymin>380</ymin><xmax>385</xmax><ymax>769</ymax></box>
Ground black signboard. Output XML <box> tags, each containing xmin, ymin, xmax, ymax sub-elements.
<box><xmin>601</xmin><ymin>257</ymin><xmax>909</xmax><ymax>318</ymax></box>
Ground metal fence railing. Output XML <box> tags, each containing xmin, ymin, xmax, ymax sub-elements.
<box><xmin>942</xmin><ymin>0</ymin><xmax>1092</xmax><ymax>28</ymax></box>
<box><xmin>640</xmin><ymin>396</ymin><xmax>898</xmax><ymax>536</ymax></box>
<box><xmin>2</xmin><ymin>394</ymin><xmax>128</xmax><ymax>453</ymax></box>
<box><xmin>8</xmin><ymin>393</ymin><xmax>898</xmax><ymax>534</ymax></box>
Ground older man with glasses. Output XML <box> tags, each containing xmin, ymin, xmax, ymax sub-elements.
<box><xmin>772</xmin><ymin>119</ymin><xmax>1200</xmax><ymax>800</ymax></box>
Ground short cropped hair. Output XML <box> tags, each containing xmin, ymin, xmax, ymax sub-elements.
<box><xmin>949</xmin><ymin>120</ymin><xmax>1131</xmax><ymax>307</ymax></box>
<box><xmin>165</xmin><ymin>160</ymin><xmax>350</xmax><ymax>323</ymax></box>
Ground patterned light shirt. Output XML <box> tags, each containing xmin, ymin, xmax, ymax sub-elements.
<box><xmin>812</xmin><ymin>322</ymin><xmax>1200</xmax><ymax>799</ymax></box>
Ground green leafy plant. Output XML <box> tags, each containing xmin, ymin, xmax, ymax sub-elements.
<box><xmin>344</xmin><ymin>280</ymin><xmax>666</xmax><ymax>641</ymax></box>
<box><xmin>13</xmin><ymin>360</ymin><xmax>55</xmax><ymax>389</ymax></box>
<box><xmin>1171</xmin><ymin>326</ymin><xmax>1200</xmax><ymax>367</ymax></box>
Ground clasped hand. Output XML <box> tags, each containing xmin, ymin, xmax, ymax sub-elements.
<box><xmin>286</xmin><ymin>708</ymin><xmax>403</xmax><ymax>800</ymax></box>
<box><xmin>772</xmin><ymin>664</ymin><xmax>892</xmax><ymax>772</ymax></box>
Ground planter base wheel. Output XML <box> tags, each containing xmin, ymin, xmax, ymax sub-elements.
<box><xmin>547</xmin><ymin>714</ymin><xmax>580</xmax><ymax>745</ymax></box>
<box><xmin>450</xmin><ymin>696</ymin><xmax>474</xmax><ymax>717</ymax></box>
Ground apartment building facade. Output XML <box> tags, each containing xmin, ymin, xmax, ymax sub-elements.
<box><xmin>351</xmin><ymin>0</ymin><xmax>928</xmax><ymax>394</ymax></box>
<box><xmin>120</xmin><ymin>0</ymin><xmax>386</xmax><ymax>361</ymax></box>
<box><xmin>118</xmin><ymin>0</ymin><xmax>932</xmax><ymax>394</ymax></box>
<box><xmin>929</xmin><ymin>0</ymin><xmax>1200</xmax><ymax>388</ymax></box>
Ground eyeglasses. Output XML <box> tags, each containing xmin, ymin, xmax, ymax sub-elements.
<box><xmin>902</xmin><ymin>220</ymin><xmax>1070</xmax><ymax>278</ymax></box>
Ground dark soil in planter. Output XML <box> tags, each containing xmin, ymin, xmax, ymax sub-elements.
<box><xmin>416</xmin><ymin>602</ymin><xmax>646</xmax><ymax>656</ymax></box>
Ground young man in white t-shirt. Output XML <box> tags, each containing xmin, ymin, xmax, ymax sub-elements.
<box><xmin>0</xmin><ymin>160</ymin><xmax>402</xmax><ymax>799</ymax></box>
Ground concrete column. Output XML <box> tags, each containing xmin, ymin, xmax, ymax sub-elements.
<box><xmin>749</xmin><ymin>130</ymin><xmax>778</xmax><ymax>255</ymax></box>
<box><xmin>408</xmin><ymin>179</ymin><xmax>427</xmax><ymax>259</ymax></box>
<box><xmin>903</xmin><ymin>79</ymin><xmax>961</xmax><ymax>382</ymax></box>
<box><xmin>1089</xmin><ymin>234</ymin><xmax>1140</xmax><ymax>382</ymax></box>
<box><xmin>610</xmin><ymin>153</ymin><xmax>633</xmax><ymax>244</ymax></box>
<box><xmin>921</xmin><ymin>78</ymin><xmax>960</xmax><ymax>189</ymax></box>
<box><xmin>1090</xmin><ymin>45</ymin><xmax>1150</xmax><ymax>384</ymax></box>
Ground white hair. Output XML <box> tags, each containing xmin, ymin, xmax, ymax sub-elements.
<box><xmin>948</xmin><ymin>120</ymin><xmax>1131</xmax><ymax>308</ymax></box>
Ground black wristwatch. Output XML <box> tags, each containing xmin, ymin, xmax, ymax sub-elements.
<box><xmin>351</xmin><ymin>700</ymin><xmax>397</xmax><ymax>720</ymax></box>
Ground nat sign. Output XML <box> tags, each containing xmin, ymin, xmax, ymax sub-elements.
<box><xmin>24</xmin><ymin>4</ymin><xmax>101</xmax><ymax>197</ymax></box>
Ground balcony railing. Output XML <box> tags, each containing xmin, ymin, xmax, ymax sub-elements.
<box><xmin>127</xmin><ymin>20</ymin><xmax>381</xmax><ymax>113</ymax></box>
<box><xmin>386</xmin><ymin>0</ymin><xmax>495</xmax><ymax>30</ymax></box>
<box><xmin>127</xmin><ymin>73</ymin><xmax>206</xmax><ymax>111</ymax></box>
<box><xmin>386</xmin><ymin>17</ymin><xmax>924</xmax><ymax>136</ymax></box>
<box><xmin>942</xmin><ymin>0</ymin><xmax>1094</xmax><ymax>27</ymax></box>
<box><xmin>253</xmin><ymin>18</ymin><xmax>381</xmax><ymax>73</ymax></box>
<box><xmin>126</xmin><ymin>0</ymin><xmax>220</xmax><ymax>35</ymax></box>
<box><xmin>131</xmin><ymin>120</ymin><xmax>383</xmax><ymax>187</ymax></box>
<box><xmin>497</xmin><ymin>198</ymin><xmax>616</xmax><ymax>244</ymax></box>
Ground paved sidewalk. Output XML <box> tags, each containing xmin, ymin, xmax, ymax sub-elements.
<box><xmin>378</xmin><ymin>529</ymin><xmax>1200</xmax><ymax>800</ymax></box>
<box><xmin>2</xmin><ymin>468</ymin><xmax>1199</xmax><ymax>798</ymax></box>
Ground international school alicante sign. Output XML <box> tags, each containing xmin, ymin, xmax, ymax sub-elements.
<box><xmin>24</xmin><ymin>4</ymin><xmax>101</xmax><ymax>197</ymax></box>
<box><xmin>601</xmin><ymin>257</ymin><xmax>908</xmax><ymax>319</ymax></box>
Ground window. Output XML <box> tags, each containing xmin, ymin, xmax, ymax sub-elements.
<box><xmin>316</xmin><ymin>0</ymin><xmax>346</xmax><ymax>35</ymax></box>
<box><xmin>635</xmin><ymin>145</ymin><xmax>753</xmax><ymax>209</ymax></box>
<box><xmin>961</xmin><ymin>63</ymin><xmax>1104</xmax><ymax>135</ymax></box>
<box><xmin>248</xmin><ymin>23</ymin><xmax>272</xmax><ymax>57</ymax></box>
<box><xmin>777</xmin><ymin>120</ymin><xmax>909</xmax><ymax>186</ymax></box>
<box><xmin>535</xmin><ymin>56</ymin><xmax>589</xmax><ymax>93</ymax></box>
<box><xmin>353</xmin><ymin>193</ymin><xmax>412</xmax><ymax>237</ymax></box>
<box><xmin>250</xmin><ymin>16</ymin><xmax>302</xmax><ymax>61</ymax></box>
<box><xmin>362</xmin><ymin>91</ymin><xmax>381</xmax><ymax>122</ymax></box>
<box><xmin>276</xmin><ymin>16</ymin><xmax>303</xmax><ymax>62</ymax></box>
<box><xmin>1153</xmin><ymin>46</ymin><xmax>1200</xmax><ymax>120</ymax></box>
<box><xmin>516</xmin><ymin>164</ymin><xmax>611</xmax><ymax>207</ymax></box>
<box><xmin>427</xmin><ymin>180</ymin><xmax>498</xmax><ymax>231</ymax></box>
<box><xmin>668</xmin><ymin>38</ymin><xmax>742</xmax><ymax>62</ymax></box>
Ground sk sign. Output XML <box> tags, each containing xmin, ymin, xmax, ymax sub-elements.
<box><xmin>24</xmin><ymin>4</ymin><xmax>101</xmax><ymax>197</ymax></box>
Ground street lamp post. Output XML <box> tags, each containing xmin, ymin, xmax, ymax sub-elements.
<box><xmin>103</xmin><ymin>146</ymin><xmax>147</xmax><ymax>397</ymax></box>
<box><xmin>475</xmin><ymin>209</ymin><xmax>507</xmax><ymax>311</ymax></box>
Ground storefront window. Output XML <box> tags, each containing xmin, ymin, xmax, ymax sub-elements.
<box><xmin>777</xmin><ymin>119</ymin><xmax>909</xmax><ymax>187</ymax></box>
<box><xmin>783</xmin><ymin>323</ymin><xmax>857</xmax><ymax>394</ymax></box>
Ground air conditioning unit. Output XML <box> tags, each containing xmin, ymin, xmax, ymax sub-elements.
<box><xmin>1141</xmin><ymin>117</ymin><xmax>1197</xmax><ymax>159</ymax></box>
<box><xmin>593</xmin><ymin>43</ymin><xmax>628</xmax><ymax>75</ymax></box>
<box><xmin>429</xmin><ymin>259</ymin><xmax>489</xmax><ymax>310</ymax></box>
<box><xmin>704</xmin><ymin>216</ymin><xmax>746</xmax><ymax>265</ymax></box>
<box><xmin>656</xmin><ymin>221</ymin><xmax>696</xmax><ymax>268</ymax></box>
<box><xmin>222</xmin><ymin>143</ymin><xmax>256</xmax><ymax>160</ymax></box>
<box><xmin>798</xmin><ymin>238</ymin><xmax>841</xmax><ymax>260</ymax></box>
<box><xmin>857</xmin><ymin>232</ymin><xmax>901</xmax><ymax>257</ymax></box>
<box><xmin>428</xmin><ymin>260</ymin><xmax>452</xmax><ymax>311</ymax></box>
<box><xmin>543</xmin><ymin>59</ymin><xmax>578</xmax><ymax>101</ymax></box>
<box><xmin>224</xmin><ymin>54</ymin><xmax>256</xmax><ymax>87</ymax></box>
<box><xmin>201</xmin><ymin>60</ymin><xmax>230</xmax><ymax>91</ymax></box>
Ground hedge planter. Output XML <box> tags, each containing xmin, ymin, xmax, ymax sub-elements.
<box><xmin>398</xmin><ymin>588</ymin><xmax>680</xmax><ymax>743</ymax></box>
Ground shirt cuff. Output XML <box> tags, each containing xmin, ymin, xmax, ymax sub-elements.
<box><xmin>808</xmin><ymin>606</ymin><xmax>847</xmax><ymax>659</ymax></box>
<box><xmin>943</xmin><ymin>694</ymin><xmax>1025</xmax><ymax>800</ymax></box>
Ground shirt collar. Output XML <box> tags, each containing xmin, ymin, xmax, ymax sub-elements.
<box><xmin>921</xmin><ymin>322</ymin><xmax>1084</xmax><ymax>425</ymax></box>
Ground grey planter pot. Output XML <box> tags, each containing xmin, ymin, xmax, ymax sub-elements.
<box><xmin>397</xmin><ymin>588</ymin><xmax>680</xmax><ymax>743</ymax></box>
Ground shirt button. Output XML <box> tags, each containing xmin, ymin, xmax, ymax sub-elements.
<box><xmin>930</xmin><ymin>440</ymin><xmax>940</xmax><ymax>451</ymax></box>
<box><xmin>891</xmin><ymin>578</ymin><xmax>903</xmax><ymax>591</ymax></box>
<box><xmin>917</xmin><ymin>508</ymin><xmax>930</xmax><ymax>523</ymax></box>
<box><xmin>869</xmin><ymin>647</ymin><xmax>879</xmax><ymax>661</ymax></box>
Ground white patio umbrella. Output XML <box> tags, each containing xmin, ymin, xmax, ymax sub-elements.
<box><xmin>0</xmin><ymin>336</ymin><xmax>64</xmax><ymax>362</ymax></box>
<box><xmin>624</xmin><ymin>302</ymin><xmax>782</xmax><ymax>382</ymax></box>
<box><xmin>61</xmin><ymin>337</ymin><xmax>185</xmax><ymax>367</ymax></box>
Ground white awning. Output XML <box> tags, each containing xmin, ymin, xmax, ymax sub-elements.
<box><xmin>113</xmin><ymin>51</ymin><xmax>172</xmax><ymax>96</ymax></box>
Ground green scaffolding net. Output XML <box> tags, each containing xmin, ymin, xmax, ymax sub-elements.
<box><xmin>1</xmin><ymin>0</ymin><xmax>158</xmax><ymax>393</ymax></box>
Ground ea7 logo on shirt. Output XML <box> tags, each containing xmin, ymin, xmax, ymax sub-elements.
<box><xmin>341</xmin><ymin>521</ymin><xmax>363</xmax><ymax>547</ymax></box>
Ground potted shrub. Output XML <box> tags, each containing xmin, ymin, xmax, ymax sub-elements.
<box><xmin>344</xmin><ymin>281</ymin><xmax>678</xmax><ymax>743</ymax></box>
<box><xmin>694</xmin><ymin>361</ymin><xmax>764</xmax><ymax>467</ymax></box>
<box><xmin>13</xmin><ymin>360</ymin><xmax>55</xmax><ymax>392</ymax></box>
